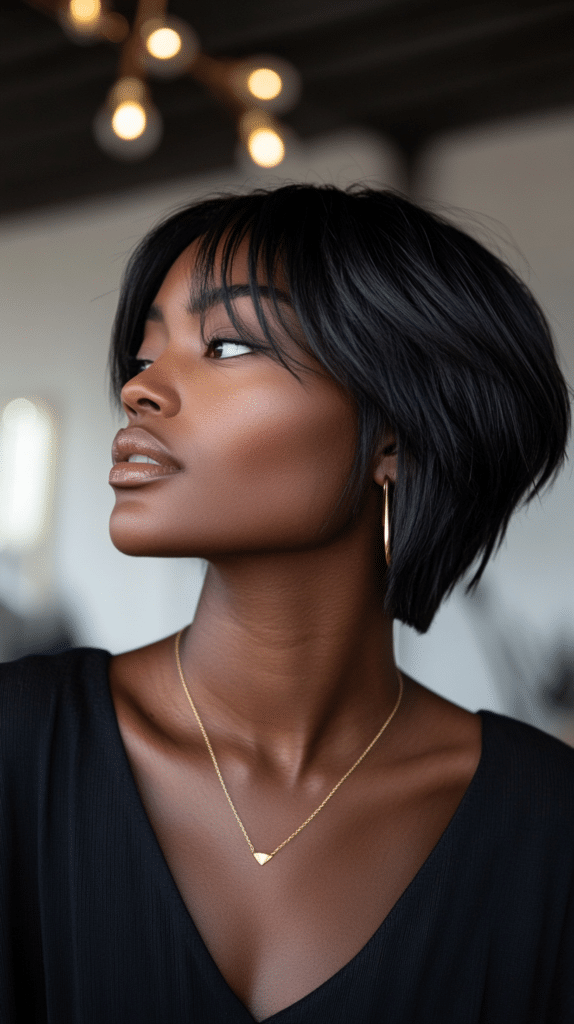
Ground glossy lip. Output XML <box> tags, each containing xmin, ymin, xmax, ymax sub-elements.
<box><xmin>112</xmin><ymin>426</ymin><xmax>181</xmax><ymax>469</ymax></box>
<box><xmin>110</xmin><ymin>426</ymin><xmax>181</xmax><ymax>487</ymax></box>
<box><xmin>109</xmin><ymin>463</ymin><xmax>181</xmax><ymax>487</ymax></box>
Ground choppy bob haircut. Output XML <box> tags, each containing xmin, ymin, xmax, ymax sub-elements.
<box><xmin>108</xmin><ymin>183</ymin><xmax>571</xmax><ymax>634</ymax></box>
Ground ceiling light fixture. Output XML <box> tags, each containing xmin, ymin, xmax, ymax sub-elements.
<box><xmin>139</xmin><ymin>14</ymin><xmax>200</xmax><ymax>78</ymax></box>
<box><xmin>58</xmin><ymin>0</ymin><xmax>103</xmax><ymax>42</ymax></box>
<box><xmin>23</xmin><ymin>0</ymin><xmax>302</xmax><ymax>167</ymax></box>
<box><xmin>238</xmin><ymin>109</ymin><xmax>286</xmax><ymax>168</ymax></box>
<box><xmin>229</xmin><ymin>54</ymin><xmax>302</xmax><ymax>114</ymax></box>
<box><xmin>248</xmin><ymin>68</ymin><xmax>283</xmax><ymax>102</ymax></box>
<box><xmin>147</xmin><ymin>26</ymin><xmax>180</xmax><ymax>59</ymax></box>
<box><xmin>93</xmin><ymin>76</ymin><xmax>162</xmax><ymax>159</ymax></box>
<box><xmin>56</xmin><ymin>0</ymin><xmax>128</xmax><ymax>44</ymax></box>
<box><xmin>69</xmin><ymin>0</ymin><xmax>100</xmax><ymax>27</ymax></box>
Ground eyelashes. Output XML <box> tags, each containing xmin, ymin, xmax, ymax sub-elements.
<box><xmin>127</xmin><ymin>358</ymin><xmax>153</xmax><ymax>374</ymax></box>
<box><xmin>205</xmin><ymin>338</ymin><xmax>256</xmax><ymax>359</ymax></box>
<box><xmin>127</xmin><ymin>338</ymin><xmax>265</xmax><ymax>376</ymax></box>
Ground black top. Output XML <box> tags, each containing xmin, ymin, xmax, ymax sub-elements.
<box><xmin>2</xmin><ymin>647</ymin><xmax>574</xmax><ymax>1024</ymax></box>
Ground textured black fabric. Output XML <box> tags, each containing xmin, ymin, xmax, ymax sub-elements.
<box><xmin>1</xmin><ymin>646</ymin><xmax>574</xmax><ymax>1023</ymax></box>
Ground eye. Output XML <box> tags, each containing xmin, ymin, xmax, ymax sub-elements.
<box><xmin>207</xmin><ymin>338</ymin><xmax>256</xmax><ymax>359</ymax></box>
<box><xmin>128</xmin><ymin>357</ymin><xmax>154</xmax><ymax>375</ymax></box>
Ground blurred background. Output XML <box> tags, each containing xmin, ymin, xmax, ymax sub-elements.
<box><xmin>1</xmin><ymin>0</ymin><xmax>573</xmax><ymax>742</ymax></box>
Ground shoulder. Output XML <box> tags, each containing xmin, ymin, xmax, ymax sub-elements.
<box><xmin>478</xmin><ymin>709</ymin><xmax>574</xmax><ymax>830</ymax></box>
<box><xmin>0</xmin><ymin>645</ymin><xmax>111</xmax><ymax>704</ymax></box>
<box><xmin>0</xmin><ymin>647</ymin><xmax>112</xmax><ymax>761</ymax></box>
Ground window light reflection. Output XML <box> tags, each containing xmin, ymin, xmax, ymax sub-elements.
<box><xmin>0</xmin><ymin>399</ymin><xmax>53</xmax><ymax>552</ymax></box>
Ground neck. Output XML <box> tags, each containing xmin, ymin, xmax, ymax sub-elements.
<box><xmin>177</xmin><ymin>514</ymin><xmax>400</xmax><ymax>780</ymax></box>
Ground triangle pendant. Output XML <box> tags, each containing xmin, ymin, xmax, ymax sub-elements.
<box><xmin>254</xmin><ymin>852</ymin><xmax>272</xmax><ymax>865</ymax></box>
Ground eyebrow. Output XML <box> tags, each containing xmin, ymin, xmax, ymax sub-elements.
<box><xmin>146</xmin><ymin>284</ymin><xmax>292</xmax><ymax>322</ymax></box>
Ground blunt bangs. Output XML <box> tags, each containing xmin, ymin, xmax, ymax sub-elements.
<box><xmin>108</xmin><ymin>183</ymin><xmax>572</xmax><ymax>634</ymax></box>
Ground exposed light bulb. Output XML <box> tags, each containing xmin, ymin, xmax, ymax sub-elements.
<box><xmin>238</xmin><ymin>110</ymin><xmax>287</xmax><ymax>168</ymax></box>
<box><xmin>58</xmin><ymin>0</ymin><xmax>104</xmax><ymax>41</ymax></box>
<box><xmin>230</xmin><ymin>55</ymin><xmax>301</xmax><ymax>114</ymax></box>
<box><xmin>111</xmin><ymin>101</ymin><xmax>146</xmax><ymax>140</ymax></box>
<box><xmin>247</xmin><ymin>68</ymin><xmax>282</xmax><ymax>101</ymax></box>
<box><xmin>248</xmin><ymin>128</ymin><xmax>285</xmax><ymax>167</ymax></box>
<box><xmin>236</xmin><ymin>109</ymin><xmax>302</xmax><ymax>173</ymax></box>
<box><xmin>68</xmin><ymin>0</ymin><xmax>101</xmax><ymax>26</ymax></box>
<box><xmin>93</xmin><ymin>78</ymin><xmax>162</xmax><ymax>160</ymax></box>
<box><xmin>147</xmin><ymin>26</ymin><xmax>182</xmax><ymax>59</ymax></box>
<box><xmin>139</xmin><ymin>16</ymin><xmax>199</xmax><ymax>78</ymax></box>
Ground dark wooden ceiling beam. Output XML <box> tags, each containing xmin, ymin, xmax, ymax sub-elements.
<box><xmin>305</xmin><ymin>37</ymin><xmax>574</xmax><ymax>120</ymax></box>
<box><xmin>167</xmin><ymin>0</ymin><xmax>402</xmax><ymax>54</ymax></box>
<box><xmin>297</xmin><ymin>2</ymin><xmax>574</xmax><ymax>82</ymax></box>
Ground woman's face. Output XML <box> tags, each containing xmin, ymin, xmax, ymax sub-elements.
<box><xmin>109</xmin><ymin>234</ymin><xmax>362</xmax><ymax>559</ymax></box>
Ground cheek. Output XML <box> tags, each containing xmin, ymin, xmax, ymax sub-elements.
<box><xmin>193</xmin><ymin>384</ymin><xmax>357</xmax><ymax>534</ymax></box>
<box><xmin>109</xmin><ymin>377</ymin><xmax>359</xmax><ymax>559</ymax></box>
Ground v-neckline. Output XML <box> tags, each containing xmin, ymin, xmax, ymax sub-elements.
<box><xmin>98</xmin><ymin>648</ymin><xmax>489</xmax><ymax>1023</ymax></box>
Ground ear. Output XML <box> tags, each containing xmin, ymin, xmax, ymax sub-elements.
<box><xmin>372</xmin><ymin>430</ymin><xmax>398</xmax><ymax>488</ymax></box>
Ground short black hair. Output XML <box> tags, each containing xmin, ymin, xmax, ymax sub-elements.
<box><xmin>108</xmin><ymin>182</ymin><xmax>572</xmax><ymax>634</ymax></box>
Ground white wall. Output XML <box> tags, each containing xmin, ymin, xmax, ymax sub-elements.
<box><xmin>0</xmin><ymin>127</ymin><xmax>404</xmax><ymax>654</ymax></box>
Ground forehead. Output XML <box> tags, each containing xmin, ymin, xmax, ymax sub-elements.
<box><xmin>167</xmin><ymin>231</ymin><xmax>288</xmax><ymax>292</ymax></box>
<box><xmin>144</xmin><ymin>230</ymin><xmax>357</xmax><ymax>404</ymax></box>
<box><xmin>150</xmin><ymin>232</ymin><xmax>292</xmax><ymax>324</ymax></box>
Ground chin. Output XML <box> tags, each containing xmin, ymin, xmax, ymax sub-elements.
<box><xmin>108</xmin><ymin>519</ymin><xmax>206</xmax><ymax>559</ymax></box>
<box><xmin>109</xmin><ymin>533</ymin><xmax>159</xmax><ymax>557</ymax></box>
<box><xmin>108</xmin><ymin>514</ymin><xmax>168</xmax><ymax>558</ymax></box>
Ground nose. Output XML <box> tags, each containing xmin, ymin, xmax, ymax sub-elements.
<box><xmin>120</xmin><ymin>363</ymin><xmax>181</xmax><ymax>419</ymax></box>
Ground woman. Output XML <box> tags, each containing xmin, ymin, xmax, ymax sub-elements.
<box><xmin>1</xmin><ymin>183</ymin><xmax>573</xmax><ymax>1023</ymax></box>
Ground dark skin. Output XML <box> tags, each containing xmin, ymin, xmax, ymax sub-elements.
<box><xmin>108</xmin><ymin>236</ymin><xmax>482</xmax><ymax>1022</ymax></box>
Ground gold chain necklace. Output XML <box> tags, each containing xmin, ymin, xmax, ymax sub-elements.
<box><xmin>174</xmin><ymin>627</ymin><xmax>403</xmax><ymax>866</ymax></box>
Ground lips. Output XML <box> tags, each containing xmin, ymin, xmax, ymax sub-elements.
<box><xmin>110</xmin><ymin>427</ymin><xmax>181</xmax><ymax>487</ymax></box>
<box><xmin>112</xmin><ymin>427</ymin><xmax>181</xmax><ymax>471</ymax></box>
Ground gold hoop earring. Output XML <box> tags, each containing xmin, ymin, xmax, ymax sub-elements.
<box><xmin>383</xmin><ymin>477</ymin><xmax>392</xmax><ymax>566</ymax></box>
